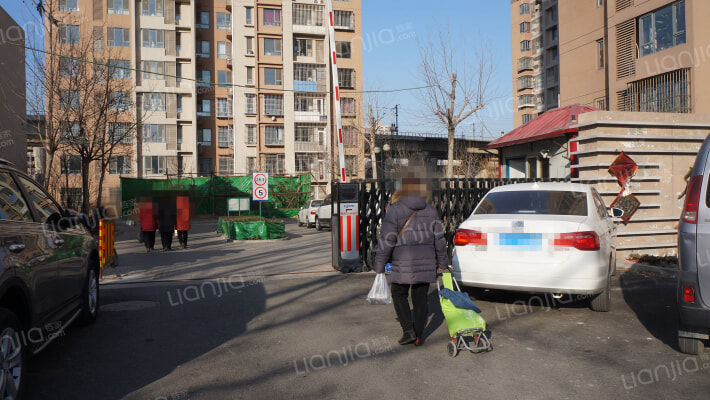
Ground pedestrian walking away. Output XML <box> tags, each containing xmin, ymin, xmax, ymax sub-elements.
<box><xmin>158</xmin><ymin>195</ymin><xmax>177</xmax><ymax>251</ymax></box>
<box><xmin>176</xmin><ymin>194</ymin><xmax>191</xmax><ymax>249</ymax></box>
<box><xmin>139</xmin><ymin>196</ymin><xmax>157</xmax><ymax>252</ymax></box>
<box><xmin>374</xmin><ymin>174</ymin><xmax>448</xmax><ymax>347</ymax></box>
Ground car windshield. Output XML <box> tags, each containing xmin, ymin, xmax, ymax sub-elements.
<box><xmin>311</xmin><ymin>200</ymin><xmax>323</xmax><ymax>207</ymax></box>
<box><xmin>474</xmin><ymin>190</ymin><xmax>588</xmax><ymax>216</ymax></box>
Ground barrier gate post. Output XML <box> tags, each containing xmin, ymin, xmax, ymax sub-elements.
<box><xmin>332</xmin><ymin>183</ymin><xmax>360</xmax><ymax>272</ymax></box>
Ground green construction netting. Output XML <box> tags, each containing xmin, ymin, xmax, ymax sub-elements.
<box><xmin>121</xmin><ymin>174</ymin><xmax>310</xmax><ymax>216</ymax></box>
<box><xmin>217</xmin><ymin>217</ymin><xmax>285</xmax><ymax>240</ymax></box>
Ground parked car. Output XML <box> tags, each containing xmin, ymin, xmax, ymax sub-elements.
<box><xmin>452</xmin><ymin>182</ymin><xmax>621</xmax><ymax>312</ymax></box>
<box><xmin>315</xmin><ymin>195</ymin><xmax>333</xmax><ymax>231</ymax></box>
<box><xmin>298</xmin><ymin>199</ymin><xmax>323</xmax><ymax>228</ymax></box>
<box><xmin>0</xmin><ymin>158</ymin><xmax>100</xmax><ymax>398</ymax></box>
<box><xmin>677</xmin><ymin>134</ymin><xmax>710</xmax><ymax>355</ymax></box>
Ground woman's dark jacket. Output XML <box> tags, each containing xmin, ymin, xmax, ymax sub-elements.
<box><xmin>373</xmin><ymin>195</ymin><xmax>448</xmax><ymax>284</ymax></box>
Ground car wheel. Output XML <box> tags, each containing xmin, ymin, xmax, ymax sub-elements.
<box><xmin>298</xmin><ymin>217</ymin><xmax>304</xmax><ymax>227</ymax></box>
<box><xmin>678</xmin><ymin>336</ymin><xmax>705</xmax><ymax>355</ymax></box>
<box><xmin>306</xmin><ymin>219</ymin><xmax>313</xmax><ymax>228</ymax></box>
<box><xmin>315</xmin><ymin>217</ymin><xmax>322</xmax><ymax>231</ymax></box>
<box><xmin>79</xmin><ymin>266</ymin><xmax>100</xmax><ymax>324</ymax></box>
<box><xmin>0</xmin><ymin>309</ymin><xmax>25</xmax><ymax>399</ymax></box>
<box><xmin>590</xmin><ymin>271</ymin><xmax>611</xmax><ymax>312</ymax></box>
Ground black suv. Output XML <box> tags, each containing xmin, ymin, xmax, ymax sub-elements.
<box><xmin>0</xmin><ymin>158</ymin><xmax>99</xmax><ymax>397</ymax></box>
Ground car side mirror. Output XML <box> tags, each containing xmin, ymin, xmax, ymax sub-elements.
<box><xmin>611</xmin><ymin>207</ymin><xmax>624</xmax><ymax>218</ymax></box>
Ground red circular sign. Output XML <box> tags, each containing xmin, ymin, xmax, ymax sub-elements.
<box><xmin>254</xmin><ymin>187</ymin><xmax>268</xmax><ymax>200</ymax></box>
<box><xmin>253</xmin><ymin>173</ymin><xmax>267</xmax><ymax>186</ymax></box>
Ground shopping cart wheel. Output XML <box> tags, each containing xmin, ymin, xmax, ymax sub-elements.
<box><xmin>447</xmin><ymin>341</ymin><xmax>458</xmax><ymax>358</ymax></box>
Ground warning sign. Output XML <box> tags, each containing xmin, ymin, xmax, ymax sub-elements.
<box><xmin>252</xmin><ymin>172</ymin><xmax>269</xmax><ymax>201</ymax></box>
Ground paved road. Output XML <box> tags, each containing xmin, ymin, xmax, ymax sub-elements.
<box><xmin>25</xmin><ymin>219</ymin><xmax>710</xmax><ymax>399</ymax></box>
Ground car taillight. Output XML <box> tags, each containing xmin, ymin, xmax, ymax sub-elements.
<box><xmin>310</xmin><ymin>211</ymin><xmax>316</xmax><ymax>215</ymax></box>
<box><xmin>683</xmin><ymin>285</ymin><xmax>695</xmax><ymax>303</ymax></box>
<box><xmin>554</xmin><ymin>231</ymin><xmax>599</xmax><ymax>251</ymax></box>
<box><xmin>682</xmin><ymin>175</ymin><xmax>703</xmax><ymax>224</ymax></box>
<box><xmin>454</xmin><ymin>229</ymin><xmax>487</xmax><ymax>246</ymax></box>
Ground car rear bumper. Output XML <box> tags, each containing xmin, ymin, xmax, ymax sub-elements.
<box><xmin>678</xmin><ymin>275</ymin><xmax>710</xmax><ymax>334</ymax></box>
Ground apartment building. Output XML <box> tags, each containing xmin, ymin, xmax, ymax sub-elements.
<box><xmin>511</xmin><ymin>0</ymin><xmax>559</xmax><ymax>127</ymax></box>
<box><xmin>0</xmin><ymin>6</ymin><xmax>26</xmax><ymax>172</ymax></box>
<box><xmin>48</xmin><ymin>0</ymin><xmax>363</xmax><ymax>208</ymax></box>
<box><xmin>558</xmin><ymin>0</ymin><xmax>710</xmax><ymax>114</ymax></box>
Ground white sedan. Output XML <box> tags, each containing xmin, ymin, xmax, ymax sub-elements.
<box><xmin>298</xmin><ymin>199</ymin><xmax>323</xmax><ymax>228</ymax></box>
<box><xmin>452</xmin><ymin>182</ymin><xmax>621</xmax><ymax>312</ymax></box>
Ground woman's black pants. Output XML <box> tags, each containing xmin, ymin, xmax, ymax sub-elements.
<box><xmin>391</xmin><ymin>282</ymin><xmax>430</xmax><ymax>339</ymax></box>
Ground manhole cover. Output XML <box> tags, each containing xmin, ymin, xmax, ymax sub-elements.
<box><xmin>101</xmin><ymin>301</ymin><xmax>160</xmax><ymax>312</ymax></box>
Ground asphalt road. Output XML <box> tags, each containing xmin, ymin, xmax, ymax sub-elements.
<box><xmin>25</xmin><ymin>219</ymin><xmax>710</xmax><ymax>399</ymax></box>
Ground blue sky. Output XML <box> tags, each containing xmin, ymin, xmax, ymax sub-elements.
<box><xmin>2</xmin><ymin>0</ymin><xmax>514</xmax><ymax>138</ymax></box>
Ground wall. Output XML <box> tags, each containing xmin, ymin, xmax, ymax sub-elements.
<box><xmin>0</xmin><ymin>7</ymin><xmax>26</xmax><ymax>171</ymax></box>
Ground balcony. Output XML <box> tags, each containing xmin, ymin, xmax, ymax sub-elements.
<box><xmin>226</xmin><ymin>57</ymin><xmax>232</xmax><ymax>69</ymax></box>
<box><xmin>294</xmin><ymin>141</ymin><xmax>326</xmax><ymax>153</ymax></box>
<box><xmin>295</xmin><ymin>111</ymin><xmax>327</xmax><ymax>123</ymax></box>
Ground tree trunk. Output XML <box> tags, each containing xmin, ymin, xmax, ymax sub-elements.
<box><xmin>447</xmin><ymin>126</ymin><xmax>455</xmax><ymax>178</ymax></box>
<box><xmin>81</xmin><ymin>159</ymin><xmax>90</xmax><ymax>214</ymax></box>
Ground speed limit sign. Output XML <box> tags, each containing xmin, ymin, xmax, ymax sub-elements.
<box><xmin>252</xmin><ymin>172</ymin><xmax>269</xmax><ymax>201</ymax></box>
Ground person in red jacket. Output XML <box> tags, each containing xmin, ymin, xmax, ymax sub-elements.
<box><xmin>139</xmin><ymin>196</ymin><xmax>157</xmax><ymax>252</ymax></box>
<box><xmin>176</xmin><ymin>195</ymin><xmax>191</xmax><ymax>249</ymax></box>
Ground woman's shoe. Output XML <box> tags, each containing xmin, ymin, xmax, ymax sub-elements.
<box><xmin>398</xmin><ymin>330</ymin><xmax>416</xmax><ymax>345</ymax></box>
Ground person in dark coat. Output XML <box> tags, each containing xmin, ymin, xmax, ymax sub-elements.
<box><xmin>139</xmin><ymin>197</ymin><xmax>157</xmax><ymax>252</ymax></box>
<box><xmin>374</xmin><ymin>178</ymin><xmax>448</xmax><ymax>346</ymax></box>
<box><xmin>158</xmin><ymin>195</ymin><xmax>177</xmax><ymax>251</ymax></box>
<box><xmin>176</xmin><ymin>195</ymin><xmax>191</xmax><ymax>249</ymax></box>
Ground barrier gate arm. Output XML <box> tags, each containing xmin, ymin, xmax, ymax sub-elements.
<box><xmin>326</xmin><ymin>0</ymin><xmax>347</xmax><ymax>183</ymax></box>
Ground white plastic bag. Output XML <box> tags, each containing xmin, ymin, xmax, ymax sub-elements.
<box><xmin>366</xmin><ymin>273</ymin><xmax>392</xmax><ymax>305</ymax></box>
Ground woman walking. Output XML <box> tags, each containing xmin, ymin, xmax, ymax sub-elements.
<box><xmin>176</xmin><ymin>195</ymin><xmax>191</xmax><ymax>249</ymax></box>
<box><xmin>374</xmin><ymin>177</ymin><xmax>448</xmax><ymax>346</ymax></box>
<box><xmin>139</xmin><ymin>197</ymin><xmax>157</xmax><ymax>252</ymax></box>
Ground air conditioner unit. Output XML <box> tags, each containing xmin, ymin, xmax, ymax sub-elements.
<box><xmin>246</xmin><ymin>49</ymin><xmax>254</xmax><ymax>55</ymax></box>
<box><xmin>226</xmin><ymin>57</ymin><xmax>232</xmax><ymax>64</ymax></box>
<box><xmin>314</xmin><ymin>0</ymin><xmax>322</xmax><ymax>3</ymax></box>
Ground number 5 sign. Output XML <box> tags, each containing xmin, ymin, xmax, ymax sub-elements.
<box><xmin>252</xmin><ymin>172</ymin><xmax>269</xmax><ymax>201</ymax></box>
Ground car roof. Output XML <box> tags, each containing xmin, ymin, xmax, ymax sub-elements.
<box><xmin>487</xmin><ymin>182</ymin><xmax>592</xmax><ymax>193</ymax></box>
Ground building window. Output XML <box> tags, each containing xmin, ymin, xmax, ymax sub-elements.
<box><xmin>246</xmin><ymin>37</ymin><xmax>254</xmax><ymax>55</ymax></box>
<box><xmin>293</xmin><ymin>4</ymin><xmax>324</xmax><ymax>26</ymax></box>
<box><xmin>142</xmin><ymin>93</ymin><xmax>166</xmax><ymax>111</ymax></box>
<box><xmin>295</xmin><ymin>95</ymin><xmax>324</xmax><ymax>113</ymax></box>
<box><xmin>197</xmin><ymin>70</ymin><xmax>211</xmax><ymax>87</ymax></box>
<box><xmin>520</xmin><ymin>22</ymin><xmax>530</xmax><ymax>33</ymax></box>
<box><xmin>143</xmin><ymin>156</ymin><xmax>166</xmax><ymax>175</ymax></box>
<box><xmin>621</xmin><ymin>68</ymin><xmax>690</xmax><ymax>113</ymax></box>
<box><xmin>597</xmin><ymin>38</ymin><xmax>604</xmax><ymax>69</ymax></box>
<box><xmin>264</xmin><ymin>68</ymin><xmax>283</xmax><ymax>86</ymax></box>
<box><xmin>142</xmin><ymin>61</ymin><xmax>165</xmax><ymax>80</ymax></box>
<box><xmin>264</xmin><ymin>126</ymin><xmax>284</xmax><ymax>145</ymax></box>
<box><xmin>343</xmin><ymin>126</ymin><xmax>356</xmax><ymax>146</ymax></box>
<box><xmin>264</xmin><ymin>154</ymin><xmax>284</xmax><ymax>174</ymax></box>
<box><xmin>218</xmin><ymin>157</ymin><xmax>234</xmax><ymax>175</ymax></box>
<box><xmin>264</xmin><ymin>38</ymin><xmax>282</xmax><ymax>56</ymax></box>
<box><xmin>594</xmin><ymin>96</ymin><xmax>607</xmax><ymax>110</ymax></box>
<box><xmin>198</xmin><ymin>11</ymin><xmax>209</xmax><ymax>28</ymax></box>
<box><xmin>246</xmin><ymin>67</ymin><xmax>254</xmax><ymax>85</ymax></box>
<box><xmin>197</xmin><ymin>99</ymin><xmax>211</xmax><ymax>116</ymax></box>
<box><xmin>341</xmin><ymin>97</ymin><xmax>356</xmax><ymax>114</ymax></box>
<box><xmin>198</xmin><ymin>128</ymin><xmax>212</xmax><ymax>145</ymax></box>
<box><xmin>59</xmin><ymin>58</ymin><xmax>81</xmax><ymax>77</ymax></box>
<box><xmin>246</xmin><ymin>157</ymin><xmax>256</xmax><ymax>173</ymax></box>
<box><xmin>548</xmin><ymin>46</ymin><xmax>558</xmax><ymax>61</ymax></box>
<box><xmin>217</xmin><ymin>41</ymin><xmax>231</xmax><ymax>59</ymax></box>
<box><xmin>61</xmin><ymin>155</ymin><xmax>82</xmax><ymax>174</ymax></box>
<box><xmin>546</xmin><ymin>66</ymin><xmax>558</xmax><ymax>85</ymax></box>
<box><xmin>520</xmin><ymin>40</ymin><xmax>530</xmax><ymax>52</ymax></box>
<box><xmin>263</xmin><ymin>95</ymin><xmax>283</xmax><ymax>115</ymax></box>
<box><xmin>245</xmin><ymin>7</ymin><xmax>253</xmax><ymax>25</ymax></box>
<box><xmin>333</xmin><ymin>10</ymin><xmax>354</xmax><ymax>30</ymax></box>
<box><xmin>264</xmin><ymin>8</ymin><xmax>281</xmax><ymax>26</ymax></box>
<box><xmin>107</xmin><ymin>27</ymin><xmax>129</xmax><ymax>47</ymax></box>
<box><xmin>59</xmin><ymin>0</ymin><xmax>79</xmax><ymax>12</ymax></box>
<box><xmin>294</xmin><ymin>38</ymin><xmax>313</xmax><ymax>57</ymax></box>
<box><xmin>517</xmin><ymin>76</ymin><xmax>533</xmax><ymax>91</ymax></box>
<box><xmin>518</xmin><ymin>94</ymin><xmax>534</xmax><ymax>108</ymax></box>
<box><xmin>60</xmin><ymin>90</ymin><xmax>80</xmax><ymax>109</ymax></box>
<box><xmin>338</xmin><ymin>68</ymin><xmax>355</xmax><ymax>89</ymax></box>
<box><xmin>245</xmin><ymin>93</ymin><xmax>256</xmax><ymax>114</ymax></box>
<box><xmin>520</xmin><ymin>3</ymin><xmax>531</xmax><ymax>15</ymax></box>
<box><xmin>522</xmin><ymin>114</ymin><xmax>534</xmax><ymax>124</ymax></box>
<box><xmin>218</xmin><ymin>71</ymin><xmax>232</xmax><ymax>89</ymax></box>
<box><xmin>639</xmin><ymin>1</ymin><xmax>685</xmax><ymax>57</ymax></box>
<box><xmin>109</xmin><ymin>91</ymin><xmax>131</xmax><ymax>111</ymax></box>
<box><xmin>217</xmin><ymin>97</ymin><xmax>233</xmax><ymax>117</ymax></box>
<box><xmin>245</xmin><ymin>124</ymin><xmax>256</xmax><ymax>144</ymax></box>
<box><xmin>142</xmin><ymin>29</ymin><xmax>165</xmax><ymax>48</ymax></box>
<box><xmin>518</xmin><ymin>57</ymin><xmax>533</xmax><ymax>72</ymax></box>
<box><xmin>597</xmin><ymin>0</ymin><xmax>603</xmax><ymax>8</ymax></box>
<box><xmin>197</xmin><ymin>40</ymin><xmax>211</xmax><ymax>57</ymax></box>
<box><xmin>108</xmin><ymin>122</ymin><xmax>133</xmax><ymax>143</ymax></box>
<box><xmin>295</xmin><ymin>153</ymin><xmax>314</xmax><ymax>173</ymax></box>
<box><xmin>336</xmin><ymin>41</ymin><xmax>351</xmax><ymax>58</ymax></box>
<box><xmin>61</xmin><ymin>188</ymin><xmax>82</xmax><ymax>209</ymax></box>
<box><xmin>108</xmin><ymin>0</ymin><xmax>129</xmax><ymax>15</ymax></box>
<box><xmin>142</xmin><ymin>0</ymin><xmax>163</xmax><ymax>16</ymax></box>
<box><xmin>107</xmin><ymin>59</ymin><xmax>130</xmax><ymax>79</ymax></box>
<box><xmin>109</xmin><ymin>156</ymin><xmax>131</xmax><ymax>174</ymax></box>
<box><xmin>217</xmin><ymin>12</ymin><xmax>231</xmax><ymax>29</ymax></box>
<box><xmin>61</xmin><ymin>122</ymin><xmax>82</xmax><ymax>141</ymax></box>
<box><xmin>60</xmin><ymin>24</ymin><xmax>80</xmax><ymax>44</ymax></box>
<box><xmin>198</xmin><ymin>158</ymin><xmax>212</xmax><ymax>176</ymax></box>
<box><xmin>294</xmin><ymin>64</ymin><xmax>326</xmax><ymax>91</ymax></box>
<box><xmin>218</xmin><ymin>126</ymin><xmax>233</xmax><ymax>147</ymax></box>
<box><xmin>143</xmin><ymin>124</ymin><xmax>166</xmax><ymax>143</ymax></box>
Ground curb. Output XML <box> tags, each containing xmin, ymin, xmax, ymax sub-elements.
<box><xmin>617</xmin><ymin>259</ymin><xmax>677</xmax><ymax>279</ymax></box>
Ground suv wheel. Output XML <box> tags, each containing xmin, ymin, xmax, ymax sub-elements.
<box><xmin>315</xmin><ymin>217</ymin><xmax>322</xmax><ymax>231</ymax></box>
<box><xmin>0</xmin><ymin>309</ymin><xmax>25</xmax><ymax>399</ymax></box>
<box><xmin>679</xmin><ymin>336</ymin><xmax>705</xmax><ymax>355</ymax></box>
<box><xmin>79</xmin><ymin>267</ymin><xmax>99</xmax><ymax>324</ymax></box>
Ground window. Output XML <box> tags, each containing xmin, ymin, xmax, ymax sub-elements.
<box><xmin>245</xmin><ymin>93</ymin><xmax>256</xmax><ymax>114</ymax></box>
<box><xmin>293</xmin><ymin>4</ymin><xmax>324</xmax><ymax>27</ymax></box>
<box><xmin>264</xmin><ymin>126</ymin><xmax>283</xmax><ymax>145</ymax></box>
<box><xmin>197</xmin><ymin>99</ymin><xmax>211</xmax><ymax>116</ymax></box>
<box><xmin>219</xmin><ymin>157</ymin><xmax>234</xmax><ymax>175</ymax></box>
<box><xmin>60</xmin><ymin>24</ymin><xmax>80</xmax><ymax>44</ymax></box>
<box><xmin>108</xmin><ymin>0</ymin><xmax>129</xmax><ymax>15</ymax></box>
<box><xmin>218</xmin><ymin>126</ymin><xmax>233</xmax><ymax>147</ymax></box>
<box><xmin>264</xmin><ymin>68</ymin><xmax>282</xmax><ymax>85</ymax></box>
<box><xmin>19</xmin><ymin>177</ymin><xmax>62</xmax><ymax>222</ymax></box>
<box><xmin>549</xmin><ymin>27</ymin><xmax>558</xmax><ymax>42</ymax></box>
<box><xmin>264</xmin><ymin>38</ymin><xmax>282</xmax><ymax>56</ymax></box>
<box><xmin>246</xmin><ymin>157</ymin><xmax>256</xmax><ymax>173</ymax></box>
<box><xmin>246</xmin><ymin>37</ymin><xmax>254</xmax><ymax>55</ymax></box>
<box><xmin>60</xmin><ymin>188</ymin><xmax>82</xmax><ymax>210</ymax></box>
<box><xmin>520</xmin><ymin>22</ymin><xmax>530</xmax><ymax>33</ymax></box>
<box><xmin>217</xmin><ymin>12</ymin><xmax>231</xmax><ymax>29</ymax></box>
<box><xmin>518</xmin><ymin>57</ymin><xmax>533</xmax><ymax>72</ymax></box>
<box><xmin>142</xmin><ymin>93</ymin><xmax>166</xmax><ymax>111</ymax></box>
<box><xmin>246</xmin><ymin>67</ymin><xmax>254</xmax><ymax>85</ymax></box>
<box><xmin>520</xmin><ymin>3</ymin><xmax>531</xmax><ymax>15</ymax></box>
<box><xmin>110</xmin><ymin>91</ymin><xmax>131</xmax><ymax>110</ymax></box>
<box><xmin>548</xmin><ymin>46</ymin><xmax>558</xmax><ymax>61</ymax></box>
<box><xmin>245</xmin><ymin>124</ymin><xmax>256</xmax><ymax>144</ymax></box>
<box><xmin>294</xmin><ymin>38</ymin><xmax>313</xmax><ymax>57</ymax></box>
<box><xmin>108</xmin><ymin>122</ymin><xmax>132</xmax><ymax>143</ymax></box>
<box><xmin>245</xmin><ymin>7</ymin><xmax>253</xmax><ymax>25</ymax></box>
<box><xmin>517</xmin><ymin>76</ymin><xmax>533</xmax><ymax>91</ymax></box>
<box><xmin>59</xmin><ymin>0</ymin><xmax>79</xmax><ymax>12</ymax></box>
<box><xmin>60</xmin><ymin>58</ymin><xmax>80</xmax><ymax>77</ymax></box>
<box><xmin>343</xmin><ymin>126</ymin><xmax>356</xmax><ymax>146</ymax></box>
<box><xmin>597</xmin><ymin>38</ymin><xmax>604</xmax><ymax>69</ymax></box>
<box><xmin>333</xmin><ymin>10</ymin><xmax>354</xmax><ymax>30</ymax></box>
<box><xmin>217</xmin><ymin>41</ymin><xmax>232</xmax><ymax>59</ymax></box>
<box><xmin>532</xmin><ymin>37</ymin><xmax>542</xmax><ymax>51</ymax></box>
<box><xmin>109</xmin><ymin>156</ymin><xmax>131</xmax><ymax>174</ymax></box>
<box><xmin>218</xmin><ymin>71</ymin><xmax>232</xmax><ymax>89</ymax></box>
<box><xmin>265</xmin><ymin>154</ymin><xmax>284</xmax><ymax>174</ymax></box>
<box><xmin>198</xmin><ymin>11</ymin><xmax>209</xmax><ymax>28</ymax></box>
<box><xmin>522</xmin><ymin>114</ymin><xmax>534</xmax><ymax>124</ymax></box>
<box><xmin>264</xmin><ymin>9</ymin><xmax>281</xmax><ymax>26</ymax></box>
<box><xmin>520</xmin><ymin>40</ymin><xmax>530</xmax><ymax>52</ymax></box>
<box><xmin>597</xmin><ymin>0</ymin><xmax>603</xmax><ymax>8</ymax></box>
<box><xmin>639</xmin><ymin>1</ymin><xmax>685</xmax><ymax>57</ymax></box>
<box><xmin>475</xmin><ymin>191</ymin><xmax>587</xmax><ymax>216</ymax></box>
<box><xmin>263</xmin><ymin>95</ymin><xmax>283</xmax><ymax>115</ymax></box>
<box><xmin>142</xmin><ymin>29</ymin><xmax>165</xmax><ymax>48</ymax></box>
<box><xmin>143</xmin><ymin>124</ymin><xmax>166</xmax><ymax>142</ymax></box>
<box><xmin>61</xmin><ymin>155</ymin><xmax>82</xmax><ymax>174</ymax></box>
<box><xmin>108</xmin><ymin>27</ymin><xmax>129</xmax><ymax>47</ymax></box>
<box><xmin>545</xmin><ymin>6</ymin><xmax>558</xmax><ymax>23</ymax></box>
<box><xmin>546</xmin><ymin>66</ymin><xmax>558</xmax><ymax>85</ymax></box>
<box><xmin>295</xmin><ymin>153</ymin><xmax>314</xmax><ymax>173</ymax></box>
<box><xmin>620</xmin><ymin>68</ymin><xmax>690</xmax><ymax>113</ymax></box>
<box><xmin>142</xmin><ymin>0</ymin><xmax>163</xmax><ymax>16</ymax></box>
<box><xmin>198</xmin><ymin>128</ymin><xmax>212</xmax><ymax>145</ymax></box>
<box><xmin>0</xmin><ymin>171</ymin><xmax>33</xmax><ymax>222</ymax></box>
<box><xmin>197</xmin><ymin>40</ymin><xmax>210</xmax><ymax>57</ymax></box>
<box><xmin>341</xmin><ymin>97</ymin><xmax>356</xmax><ymax>114</ymax></box>
<box><xmin>336</xmin><ymin>41</ymin><xmax>351</xmax><ymax>58</ymax></box>
<box><xmin>197</xmin><ymin>70</ymin><xmax>211</xmax><ymax>87</ymax></box>
<box><xmin>217</xmin><ymin>97</ymin><xmax>232</xmax><ymax>117</ymax></box>
<box><xmin>60</xmin><ymin>90</ymin><xmax>80</xmax><ymax>109</ymax></box>
<box><xmin>338</xmin><ymin>68</ymin><xmax>355</xmax><ymax>88</ymax></box>
<box><xmin>345</xmin><ymin>155</ymin><xmax>357</xmax><ymax>172</ymax></box>
<box><xmin>142</xmin><ymin>61</ymin><xmax>165</xmax><ymax>80</ymax></box>
<box><xmin>295</xmin><ymin>95</ymin><xmax>324</xmax><ymax>113</ymax></box>
<box><xmin>143</xmin><ymin>156</ymin><xmax>166</xmax><ymax>175</ymax></box>
<box><xmin>199</xmin><ymin>158</ymin><xmax>212</xmax><ymax>176</ymax></box>
<box><xmin>62</xmin><ymin>122</ymin><xmax>82</xmax><ymax>140</ymax></box>
<box><xmin>109</xmin><ymin>59</ymin><xmax>130</xmax><ymax>79</ymax></box>
<box><xmin>518</xmin><ymin>94</ymin><xmax>534</xmax><ymax>108</ymax></box>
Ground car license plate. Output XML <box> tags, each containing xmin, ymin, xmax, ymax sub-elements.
<box><xmin>498</xmin><ymin>233</ymin><xmax>542</xmax><ymax>251</ymax></box>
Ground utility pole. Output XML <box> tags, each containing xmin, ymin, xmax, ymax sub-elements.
<box><xmin>393</xmin><ymin>104</ymin><xmax>400</xmax><ymax>135</ymax></box>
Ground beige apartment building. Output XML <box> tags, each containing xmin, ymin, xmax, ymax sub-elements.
<box><xmin>47</xmin><ymin>0</ymin><xmax>363</xmax><ymax>209</ymax></box>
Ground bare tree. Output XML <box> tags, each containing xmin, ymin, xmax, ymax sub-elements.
<box><xmin>342</xmin><ymin>90</ymin><xmax>390</xmax><ymax>180</ymax></box>
<box><xmin>417</xmin><ymin>26</ymin><xmax>495</xmax><ymax>178</ymax></box>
